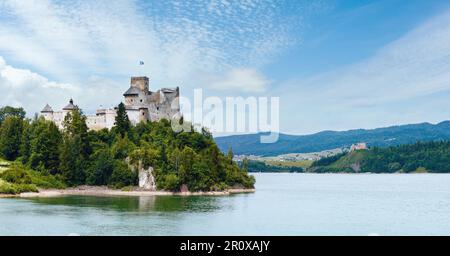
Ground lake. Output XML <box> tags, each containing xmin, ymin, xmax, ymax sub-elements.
<box><xmin>1</xmin><ymin>173</ymin><xmax>450</xmax><ymax>235</ymax></box>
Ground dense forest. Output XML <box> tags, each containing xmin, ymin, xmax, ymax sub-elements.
<box><xmin>309</xmin><ymin>141</ymin><xmax>450</xmax><ymax>173</ymax></box>
<box><xmin>0</xmin><ymin>105</ymin><xmax>254</xmax><ymax>194</ymax></box>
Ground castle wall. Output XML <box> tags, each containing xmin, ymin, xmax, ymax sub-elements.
<box><xmin>124</xmin><ymin>95</ymin><xmax>138</xmax><ymax>105</ymax></box>
<box><xmin>126</xmin><ymin>109</ymin><xmax>141</xmax><ymax>126</ymax></box>
<box><xmin>86</xmin><ymin>109</ymin><xmax>117</xmax><ymax>131</ymax></box>
<box><xmin>139</xmin><ymin>108</ymin><xmax>149</xmax><ymax>123</ymax></box>
<box><xmin>46</xmin><ymin>111</ymin><xmax>67</xmax><ymax>129</ymax></box>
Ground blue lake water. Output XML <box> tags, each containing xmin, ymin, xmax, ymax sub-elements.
<box><xmin>1</xmin><ymin>173</ymin><xmax>450</xmax><ymax>235</ymax></box>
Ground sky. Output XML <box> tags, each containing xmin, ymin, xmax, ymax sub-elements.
<box><xmin>1</xmin><ymin>0</ymin><xmax>450</xmax><ymax>135</ymax></box>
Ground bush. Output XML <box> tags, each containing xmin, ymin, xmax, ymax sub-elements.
<box><xmin>29</xmin><ymin>171</ymin><xmax>66</xmax><ymax>189</ymax></box>
<box><xmin>109</xmin><ymin>161</ymin><xmax>137</xmax><ymax>188</ymax></box>
<box><xmin>162</xmin><ymin>173</ymin><xmax>180</xmax><ymax>191</ymax></box>
<box><xmin>210</xmin><ymin>182</ymin><xmax>228</xmax><ymax>191</ymax></box>
<box><xmin>0</xmin><ymin>180</ymin><xmax>38</xmax><ymax>194</ymax></box>
<box><xmin>0</xmin><ymin>180</ymin><xmax>17</xmax><ymax>194</ymax></box>
<box><xmin>14</xmin><ymin>183</ymin><xmax>38</xmax><ymax>193</ymax></box>
<box><xmin>0</xmin><ymin>164</ymin><xmax>65</xmax><ymax>189</ymax></box>
<box><xmin>0</xmin><ymin>164</ymin><xmax>32</xmax><ymax>184</ymax></box>
<box><xmin>242</xmin><ymin>175</ymin><xmax>256</xmax><ymax>189</ymax></box>
<box><xmin>121</xmin><ymin>186</ymin><xmax>134</xmax><ymax>191</ymax></box>
<box><xmin>388</xmin><ymin>162</ymin><xmax>402</xmax><ymax>172</ymax></box>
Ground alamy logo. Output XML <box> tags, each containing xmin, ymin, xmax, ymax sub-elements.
<box><xmin>171</xmin><ymin>89</ymin><xmax>280</xmax><ymax>143</ymax></box>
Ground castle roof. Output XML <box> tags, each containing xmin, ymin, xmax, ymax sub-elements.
<box><xmin>63</xmin><ymin>99</ymin><xmax>77</xmax><ymax>110</ymax></box>
<box><xmin>41</xmin><ymin>104</ymin><xmax>53</xmax><ymax>113</ymax></box>
<box><xmin>123</xmin><ymin>86</ymin><xmax>141</xmax><ymax>96</ymax></box>
<box><xmin>161</xmin><ymin>88</ymin><xmax>177</xmax><ymax>93</ymax></box>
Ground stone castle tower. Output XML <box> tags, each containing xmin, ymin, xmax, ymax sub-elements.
<box><xmin>41</xmin><ymin>76</ymin><xmax>181</xmax><ymax>130</ymax></box>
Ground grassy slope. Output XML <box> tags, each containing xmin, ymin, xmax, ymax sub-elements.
<box><xmin>0</xmin><ymin>158</ymin><xmax>10</xmax><ymax>173</ymax></box>
<box><xmin>328</xmin><ymin>151</ymin><xmax>368</xmax><ymax>169</ymax></box>
<box><xmin>0</xmin><ymin>158</ymin><xmax>65</xmax><ymax>194</ymax></box>
<box><xmin>0</xmin><ymin>158</ymin><xmax>10</xmax><ymax>191</ymax></box>
<box><xmin>0</xmin><ymin>158</ymin><xmax>18</xmax><ymax>194</ymax></box>
<box><xmin>307</xmin><ymin>150</ymin><xmax>369</xmax><ymax>173</ymax></box>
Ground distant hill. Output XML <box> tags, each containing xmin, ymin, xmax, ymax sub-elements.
<box><xmin>308</xmin><ymin>141</ymin><xmax>450</xmax><ymax>173</ymax></box>
<box><xmin>215</xmin><ymin>121</ymin><xmax>450</xmax><ymax>156</ymax></box>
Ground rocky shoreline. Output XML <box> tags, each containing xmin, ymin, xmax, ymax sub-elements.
<box><xmin>5</xmin><ymin>186</ymin><xmax>255</xmax><ymax>198</ymax></box>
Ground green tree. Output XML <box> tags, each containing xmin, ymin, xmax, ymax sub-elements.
<box><xmin>227</xmin><ymin>147</ymin><xmax>234</xmax><ymax>163</ymax></box>
<box><xmin>0</xmin><ymin>103</ymin><xmax>255</xmax><ymax>191</ymax></box>
<box><xmin>111</xmin><ymin>134</ymin><xmax>136</xmax><ymax>160</ymax></box>
<box><xmin>29</xmin><ymin>119</ymin><xmax>62</xmax><ymax>174</ymax></box>
<box><xmin>86</xmin><ymin>147</ymin><xmax>114</xmax><ymax>185</ymax></box>
<box><xmin>169</xmin><ymin>147</ymin><xmax>181</xmax><ymax>173</ymax></box>
<box><xmin>242</xmin><ymin>158</ymin><xmax>249</xmax><ymax>172</ymax></box>
<box><xmin>207</xmin><ymin>145</ymin><xmax>224</xmax><ymax>182</ymax></box>
<box><xmin>19</xmin><ymin>120</ymin><xmax>32</xmax><ymax>164</ymax></box>
<box><xmin>59</xmin><ymin>109</ymin><xmax>91</xmax><ymax>185</ymax></box>
<box><xmin>162</xmin><ymin>173</ymin><xmax>180</xmax><ymax>191</ymax></box>
<box><xmin>114</xmin><ymin>102</ymin><xmax>131</xmax><ymax>137</ymax></box>
<box><xmin>62</xmin><ymin>109</ymin><xmax>91</xmax><ymax>156</ymax></box>
<box><xmin>179</xmin><ymin>146</ymin><xmax>196</xmax><ymax>185</ymax></box>
<box><xmin>109</xmin><ymin>160</ymin><xmax>137</xmax><ymax>188</ymax></box>
<box><xmin>0</xmin><ymin>106</ymin><xmax>26</xmax><ymax>125</ymax></box>
<box><xmin>0</xmin><ymin>116</ymin><xmax>24</xmax><ymax>160</ymax></box>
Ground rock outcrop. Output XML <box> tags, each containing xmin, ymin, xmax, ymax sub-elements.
<box><xmin>126</xmin><ymin>158</ymin><xmax>156</xmax><ymax>191</ymax></box>
<box><xmin>139</xmin><ymin>166</ymin><xmax>156</xmax><ymax>190</ymax></box>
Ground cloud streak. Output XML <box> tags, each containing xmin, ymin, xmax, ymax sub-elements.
<box><xmin>0</xmin><ymin>0</ymin><xmax>315</xmax><ymax>83</ymax></box>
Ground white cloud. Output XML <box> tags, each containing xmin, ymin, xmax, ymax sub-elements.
<box><xmin>206</xmin><ymin>68</ymin><xmax>270</xmax><ymax>92</ymax></box>
<box><xmin>0</xmin><ymin>0</ymin><xmax>311</xmax><ymax>81</ymax></box>
<box><xmin>0</xmin><ymin>0</ymin><xmax>319</xmax><ymax>114</ymax></box>
<box><xmin>0</xmin><ymin>56</ymin><xmax>126</xmax><ymax>116</ymax></box>
<box><xmin>0</xmin><ymin>56</ymin><xmax>78</xmax><ymax>115</ymax></box>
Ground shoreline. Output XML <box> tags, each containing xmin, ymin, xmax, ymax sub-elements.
<box><xmin>6</xmin><ymin>186</ymin><xmax>255</xmax><ymax>198</ymax></box>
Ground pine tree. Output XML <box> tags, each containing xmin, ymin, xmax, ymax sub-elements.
<box><xmin>114</xmin><ymin>102</ymin><xmax>131</xmax><ymax>137</ymax></box>
<box><xmin>59</xmin><ymin>109</ymin><xmax>91</xmax><ymax>185</ymax></box>
<box><xmin>29</xmin><ymin>119</ymin><xmax>62</xmax><ymax>174</ymax></box>
<box><xmin>19</xmin><ymin>120</ymin><xmax>32</xmax><ymax>164</ymax></box>
<box><xmin>60</xmin><ymin>135</ymin><xmax>86</xmax><ymax>185</ymax></box>
<box><xmin>179</xmin><ymin>146</ymin><xmax>195</xmax><ymax>185</ymax></box>
<box><xmin>227</xmin><ymin>147</ymin><xmax>234</xmax><ymax>162</ymax></box>
<box><xmin>86</xmin><ymin>147</ymin><xmax>114</xmax><ymax>185</ymax></box>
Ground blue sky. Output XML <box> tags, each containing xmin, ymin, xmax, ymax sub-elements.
<box><xmin>266</xmin><ymin>0</ymin><xmax>450</xmax><ymax>79</ymax></box>
<box><xmin>1</xmin><ymin>0</ymin><xmax>450</xmax><ymax>135</ymax></box>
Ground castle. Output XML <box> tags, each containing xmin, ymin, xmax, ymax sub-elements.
<box><xmin>40</xmin><ymin>76</ymin><xmax>181</xmax><ymax>130</ymax></box>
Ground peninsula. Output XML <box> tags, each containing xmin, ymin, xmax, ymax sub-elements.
<box><xmin>0</xmin><ymin>76</ymin><xmax>255</xmax><ymax>196</ymax></box>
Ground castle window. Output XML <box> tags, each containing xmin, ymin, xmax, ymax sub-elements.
<box><xmin>142</xmin><ymin>112</ymin><xmax>145</xmax><ymax>116</ymax></box>
<box><xmin>156</xmin><ymin>107</ymin><xmax>159</xmax><ymax>110</ymax></box>
<box><xmin>140</xmin><ymin>99</ymin><xmax>143</xmax><ymax>102</ymax></box>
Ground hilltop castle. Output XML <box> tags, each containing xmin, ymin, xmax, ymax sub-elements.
<box><xmin>40</xmin><ymin>76</ymin><xmax>181</xmax><ymax>130</ymax></box>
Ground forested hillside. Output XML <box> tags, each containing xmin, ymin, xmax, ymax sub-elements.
<box><xmin>0</xmin><ymin>105</ymin><xmax>254</xmax><ymax>194</ymax></box>
<box><xmin>309</xmin><ymin>141</ymin><xmax>450</xmax><ymax>173</ymax></box>
<box><xmin>215</xmin><ymin>122</ymin><xmax>450</xmax><ymax>156</ymax></box>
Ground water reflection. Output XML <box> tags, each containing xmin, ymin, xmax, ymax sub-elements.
<box><xmin>25</xmin><ymin>195</ymin><xmax>223</xmax><ymax>213</ymax></box>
